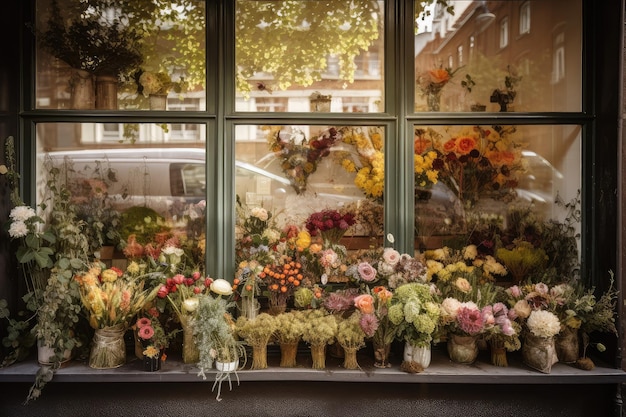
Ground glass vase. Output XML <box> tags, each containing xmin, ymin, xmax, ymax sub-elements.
<box><xmin>426</xmin><ymin>90</ymin><xmax>441</xmax><ymax>111</ymax></box>
<box><xmin>373</xmin><ymin>340</ymin><xmax>391</xmax><ymax>368</ymax></box>
<box><xmin>89</xmin><ymin>324</ymin><xmax>126</xmax><ymax>369</ymax></box>
<box><xmin>447</xmin><ymin>333</ymin><xmax>479</xmax><ymax>365</ymax></box>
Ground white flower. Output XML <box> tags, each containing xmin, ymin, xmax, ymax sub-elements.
<box><xmin>0</xmin><ymin>164</ymin><xmax>8</xmax><ymax>175</ymax></box>
<box><xmin>250</xmin><ymin>207</ymin><xmax>268</xmax><ymax>221</ymax></box>
<box><xmin>262</xmin><ymin>228</ymin><xmax>281</xmax><ymax>244</ymax></box>
<box><xmin>8</xmin><ymin>221</ymin><xmax>28</xmax><ymax>238</ymax></box>
<box><xmin>440</xmin><ymin>297</ymin><xmax>462</xmax><ymax>319</ymax></box>
<box><xmin>210</xmin><ymin>278</ymin><xmax>233</xmax><ymax>296</ymax></box>
<box><xmin>527</xmin><ymin>310</ymin><xmax>561</xmax><ymax>338</ymax></box>
<box><xmin>382</xmin><ymin>247</ymin><xmax>401</xmax><ymax>266</ymax></box>
<box><xmin>162</xmin><ymin>245</ymin><xmax>184</xmax><ymax>257</ymax></box>
<box><xmin>10</xmin><ymin>206</ymin><xmax>36</xmax><ymax>222</ymax></box>
<box><xmin>183</xmin><ymin>298</ymin><xmax>199</xmax><ymax>313</ymax></box>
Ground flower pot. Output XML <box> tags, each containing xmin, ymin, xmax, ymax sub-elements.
<box><xmin>89</xmin><ymin>324</ymin><xmax>126</xmax><ymax>369</ymax></box>
<box><xmin>555</xmin><ymin>326</ymin><xmax>580</xmax><ymax>363</ymax></box>
<box><xmin>149</xmin><ymin>94</ymin><xmax>167</xmax><ymax>110</ymax></box>
<box><xmin>447</xmin><ymin>334</ymin><xmax>479</xmax><ymax>365</ymax></box>
<box><xmin>143</xmin><ymin>352</ymin><xmax>162</xmax><ymax>372</ymax></box>
<box><xmin>215</xmin><ymin>359</ymin><xmax>239</xmax><ymax>373</ymax></box>
<box><xmin>95</xmin><ymin>75</ymin><xmax>118</xmax><ymax>110</ymax></box>
<box><xmin>522</xmin><ymin>333</ymin><xmax>558</xmax><ymax>373</ymax></box>
<box><xmin>403</xmin><ymin>341</ymin><xmax>431</xmax><ymax>369</ymax></box>
<box><xmin>69</xmin><ymin>69</ymin><xmax>95</xmax><ymax>110</ymax></box>
<box><xmin>37</xmin><ymin>340</ymin><xmax>72</xmax><ymax>366</ymax></box>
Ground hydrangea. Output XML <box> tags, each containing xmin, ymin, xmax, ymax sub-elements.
<box><xmin>387</xmin><ymin>303</ymin><xmax>405</xmax><ymax>325</ymax></box>
<box><xmin>403</xmin><ymin>298</ymin><xmax>422</xmax><ymax>323</ymax></box>
<box><xmin>412</xmin><ymin>314</ymin><xmax>436</xmax><ymax>335</ymax></box>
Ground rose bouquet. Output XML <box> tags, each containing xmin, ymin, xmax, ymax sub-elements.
<box><xmin>481</xmin><ymin>302</ymin><xmax>521</xmax><ymax>366</ymax></box>
<box><xmin>305</xmin><ymin>209</ymin><xmax>356</xmax><ymax>245</ymax></box>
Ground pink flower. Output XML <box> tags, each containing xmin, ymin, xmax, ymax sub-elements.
<box><xmin>354</xmin><ymin>294</ymin><xmax>375</xmax><ymax>314</ymax></box>
<box><xmin>457</xmin><ymin>306</ymin><xmax>484</xmax><ymax>335</ymax></box>
<box><xmin>157</xmin><ymin>285</ymin><xmax>169</xmax><ymax>299</ymax></box>
<box><xmin>136</xmin><ymin>317</ymin><xmax>151</xmax><ymax>328</ymax></box>
<box><xmin>192</xmin><ymin>271</ymin><xmax>201</xmax><ymax>281</ymax></box>
<box><xmin>173</xmin><ymin>274</ymin><xmax>185</xmax><ymax>285</ymax></box>
<box><xmin>359</xmin><ymin>313</ymin><xmax>379</xmax><ymax>337</ymax></box>
<box><xmin>138</xmin><ymin>325</ymin><xmax>155</xmax><ymax>340</ymax></box>
<box><xmin>357</xmin><ymin>262</ymin><xmax>377</xmax><ymax>282</ymax></box>
<box><xmin>534</xmin><ymin>283</ymin><xmax>549</xmax><ymax>295</ymax></box>
<box><xmin>382</xmin><ymin>247</ymin><xmax>401</xmax><ymax>266</ymax></box>
<box><xmin>508</xmin><ymin>285</ymin><xmax>522</xmax><ymax>298</ymax></box>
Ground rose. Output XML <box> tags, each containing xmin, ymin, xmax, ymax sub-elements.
<box><xmin>443</xmin><ymin>139</ymin><xmax>457</xmax><ymax>153</ymax></box>
<box><xmin>454</xmin><ymin>277</ymin><xmax>472</xmax><ymax>293</ymax></box>
<box><xmin>382</xmin><ymin>247</ymin><xmax>401</xmax><ymax>266</ymax></box>
<box><xmin>357</xmin><ymin>262</ymin><xmax>377</xmax><ymax>282</ymax></box>
<box><xmin>354</xmin><ymin>294</ymin><xmax>375</xmax><ymax>315</ymax></box>
<box><xmin>428</xmin><ymin>68</ymin><xmax>450</xmax><ymax>84</ymax></box>
<box><xmin>513</xmin><ymin>299</ymin><xmax>531</xmax><ymax>319</ymax></box>
<box><xmin>456</xmin><ymin>136</ymin><xmax>477</xmax><ymax>154</ymax></box>
<box><xmin>250</xmin><ymin>207</ymin><xmax>269</xmax><ymax>221</ymax></box>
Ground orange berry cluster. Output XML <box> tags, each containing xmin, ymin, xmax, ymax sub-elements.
<box><xmin>259</xmin><ymin>259</ymin><xmax>303</xmax><ymax>294</ymax></box>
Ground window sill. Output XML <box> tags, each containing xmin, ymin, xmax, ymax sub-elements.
<box><xmin>1</xmin><ymin>348</ymin><xmax>625</xmax><ymax>385</ymax></box>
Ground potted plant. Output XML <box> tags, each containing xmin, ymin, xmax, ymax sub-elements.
<box><xmin>36</xmin><ymin>0</ymin><xmax>143</xmax><ymax>109</ymax></box>
<box><xmin>193</xmin><ymin>289</ymin><xmax>246</xmax><ymax>401</ymax></box>
<box><xmin>461</xmin><ymin>74</ymin><xmax>486</xmax><ymax>111</ymax></box>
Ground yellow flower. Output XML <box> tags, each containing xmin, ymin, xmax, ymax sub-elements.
<box><xmin>127</xmin><ymin>261</ymin><xmax>140</xmax><ymax>275</ymax></box>
<box><xmin>296</xmin><ymin>230</ymin><xmax>311</xmax><ymax>251</ymax></box>
<box><xmin>101</xmin><ymin>269</ymin><xmax>118</xmax><ymax>283</ymax></box>
<box><xmin>143</xmin><ymin>345</ymin><xmax>160</xmax><ymax>359</ymax></box>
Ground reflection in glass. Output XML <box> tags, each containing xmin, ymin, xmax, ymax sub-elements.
<box><xmin>35</xmin><ymin>0</ymin><xmax>206</xmax><ymax>111</ymax></box>
<box><xmin>413</xmin><ymin>124</ymin><xmax>580</xmax><ymax>251</ymax></box>
<box><xmin>36</xmin><ymin>123</ymin><xmax>207</xmax><ymax>267</ymax></box>
<box><xmin>234</xmin><ymin>125</ymin><xmax>384</xmax><ymax>244</ymax></box>
<box><xmin>235</xmin><ymin>1</ymin><xmax>384</xmax><ymax>113</ymax></box>
<box><xmin>414</xmin><ymin>1</ymin><xmax>582</xmax><ymax>112</ymax></box>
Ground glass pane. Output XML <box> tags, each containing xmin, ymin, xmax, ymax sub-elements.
<box><xmin>414</xmin><ymin>0</ymin><xmax>582</xmax><ymax>112</ymax></box>
<box><xmin>35</xmin><ymin>0</ymin><xmax>206</xmax><ymax>111</ymax></box>
<box><xmin>412</xmin><ymin>124</ymin><xmax>581</xmax><ymax>274</ymax></box>
<box><xmin>235</xmin><ymin>125</ymin><xmax>385</xmax><ymax>263</ymax></box>
<box><xmin>36</xmin><ymin>123</ymin><xmax>207</xmax><ymax>268</ymax></box>
<box><xmin>235</xmin><ymin>1</ymin><xmax>384</xmax><ymax>113</ymax></box>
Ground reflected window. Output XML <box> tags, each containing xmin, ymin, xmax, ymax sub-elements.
<box><xmin>500</xmin><ymin>17</ymin><xmax>509</xmax><ymax>48</ymax></box>
<box><xmin>553</xmin><ymin>32</ymin><xmax>566</xmax><ymax>83</ymax></box>
<box><xmin>520</xmin><ymin>2</ymin><xmax>531</xmax><ymax>35</ymax></box>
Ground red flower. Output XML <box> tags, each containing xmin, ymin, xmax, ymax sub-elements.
<box><xmin>173</xmin><ymin>274</ymin><xmax>185</xmax><ymax>285</ymax></box>
<box><xmin>157</xmin><ymin>285</ymin><xmax>169</xmax><ymax>299</ymax></box>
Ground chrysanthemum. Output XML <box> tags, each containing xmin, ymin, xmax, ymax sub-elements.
<box><xmin>457</xmin><ymin>305</ymin><xmax>484</xmax><ymax>335</ymax></box>
<box><xmin>8</xmin><ymin>221</ymin><xmax>28</xmax><ymax>238</ymax></box>
<box><xmin>9</xmin><ymin>205</ymin><xmax>36</xmax><ymax>222</ymax></box>
<box><xmin>526</xmin><ymin>310</ymin><xmax>561</xmax><ymax>338</ymax></box>
<box><xmin>359</xmin><ymin>313</ymin><xmax>379</xmax><ymax>337</ymax></box>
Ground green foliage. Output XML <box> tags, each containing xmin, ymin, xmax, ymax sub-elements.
<box><xmin>235</xmin><ymin>0</ymin><xmax>381</xmax><ymax>94</ymax></box>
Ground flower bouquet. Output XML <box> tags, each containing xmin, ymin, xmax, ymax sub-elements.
<box><xmin>353</xmin><ymin>286</ymin><xmax>395</xmax><ymax>368</ymax></box>
<box><xmin>388</xmin><ymin>283</ymin><xmax>440</xmax><ymax>372</ymax></box>
<box><xmin>481</xmin><ymin>302</ymin><xmax>521</xmax><ymax>366</ymax></box>
<box><xmin>300</xmin><ymin>309</ymin><xmax>338</xmax><ymax>369</ymax></box>
<box><xmin>335</xmin><ymin>311</ymin><xmax>367</xmax><ymax>370</ymax></box>
<box><xmin>135</xmin><ymin>313</ymin><xmax>170</xmax><ymax>371</ymax></box>
<box><xmin>265</xmin><ymin>126</ymin><xmax>342</xmax><ymax>194</ymax></box>
<box><xmin>416</xmin><ymin>65</ymin><xmax>459</xmax><ymax>111</ymax></box>
<box><xmin>74</xmin><ymin>264</ymin><xmax>160</xmax><ymax>369</ymax></box>
<box><xmin>439</xmin><ymin>298</ymin><xmax>485</xmax><ymax>365</ymax></box>
<box><xmin>259</xmin><ymin>257</ymin><xmax>303</xmax><ymax>314</ymax></box>
<box><xmin>155</xmin><ymin>271</ymin><xmax>216</xmax><ymax>363</ymax></box>
<box><xmin>236</xmin><ymin>313</ymin><xmax>279</xmax><ymax>370</ymax></box>
<box><xmin>274</xmin><ymin>311</ymin><xmax>305</xmax><ymax>367</ymax></box>
<box><xmin>305</xmin><ymin>209</ymin><xmax>356</xmax><ymax>246</ymax></box>
<box><xmin>522</xmin><ymin>309</ymin><xmax>561</xmax><ymax>373</ymax></box>
<box><xmin>338</xmin><ymin>127</ymin><xmax>385</xmax><ymax>202</ymax></box>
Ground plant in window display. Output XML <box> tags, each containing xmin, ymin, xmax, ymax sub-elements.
<box><xmin>265</xmin><ymin>126</ymin><xmax>343</xmax><ymax>194</ymax></box>
<box><xmin>416</xmin><ymin>65</ymin><xmax>461</xmax><ymax>111</ymax></box>
<box><xmin>235</xmin><ymin>199</ymin><xmax>283</xmax><ymax>265</ymax></box>
<box><xmin>490</xmin><ymin>65</ymin><xmax>522</xmax><ymax>112</ymax></box>
<box><xmin>338</xmin><ymin>127</ymin><xmax>385</xmax><ymax>202</ymax></box>
<box><xmin>417</xmin><ymin>125</ymin><xmax>525</xmax><ymax>210</ymax></box>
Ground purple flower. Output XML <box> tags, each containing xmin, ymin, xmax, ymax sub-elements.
<box><xmin>359</xmin><ymin>313</ymin><xmax>379</xmax><ymax>337</ymax></box>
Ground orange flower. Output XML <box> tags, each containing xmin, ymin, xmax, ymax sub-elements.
<box><xmin>443</xmin><ymin>139</ymin><xmax>457</xmax><ymax>153</ymax></box>
<box><xmin>414</xmin><ymin>136</ymin><xmax>430</xmax><ymax>155</ymax></box>
<box><xmin>428</xmin><ymin>68</ymin><xmax>451</xmax><ymax>84</ymax></box>
<box><xmin>353</xmin><ymin>294</ymin><xmax>375</xmax><ymax>314</ymax></box>
<box><xmin>456</xmin><ymin>136</ymin><xmax>477</xmax><ymax>155</ymax></box>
